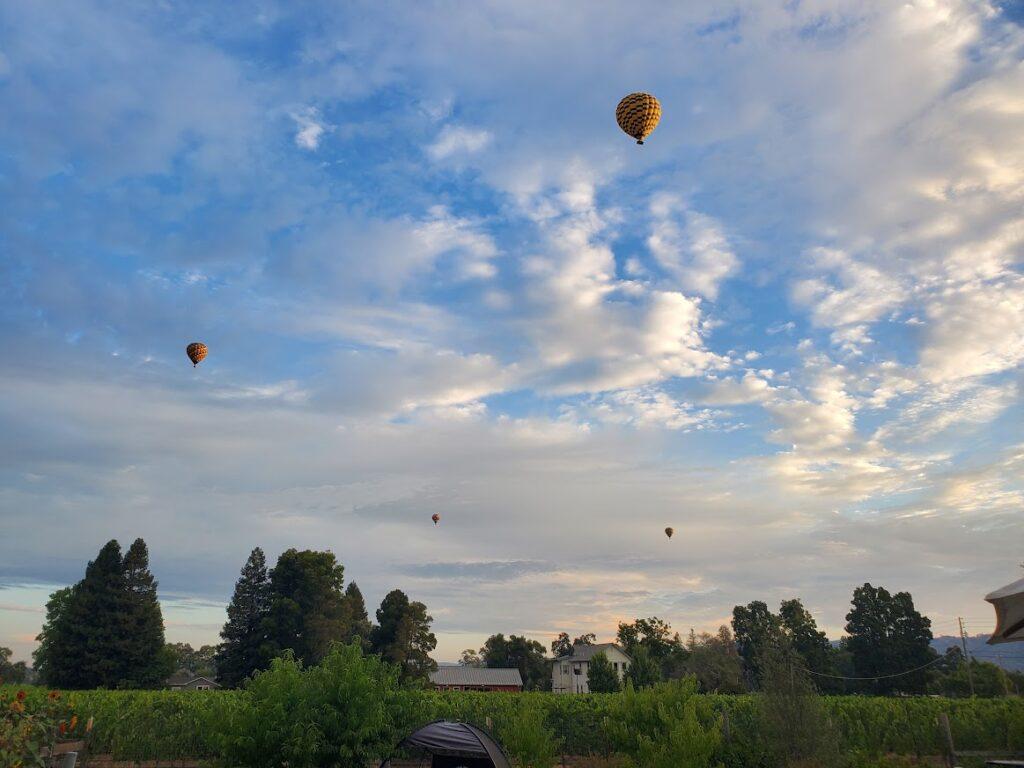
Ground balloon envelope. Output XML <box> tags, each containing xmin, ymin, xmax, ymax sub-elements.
<box><xmin>432</xmin><ymin>513</ymin><xmax>441</xmax><ymax>525</ymax></box>
<box><xmin>664</xmin><ymin>527</ymin><xmax>674</xmax><ymax>539</ymax></box>
<box><xmin>186</xmin><ymin>342</ymin><xmax>208</xmax><ymax>367</ymax></box>
<box><xmin>616</xmin><ymin>92</ymin><xmax>662</xmax><ymax>145</ymax></box>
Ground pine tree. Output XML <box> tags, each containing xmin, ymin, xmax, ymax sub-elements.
<box><xmin>344</xmin><ymin>581</ymin><xmax>373</xmax><ymax>650</ymax></box>
<box><xmin>121</xmin><ymin>538</ymin><xmax>172</xmax><ymax>687</ymax></box>
<box><xmin>216</xmin><ymin>547</ymin><xmax>271</xmax><ymax>687</ymax></box>
<box><xmin>33</xmin><ymin>587</ymin><xmax>73</xmax><ymax>686</ymax></box>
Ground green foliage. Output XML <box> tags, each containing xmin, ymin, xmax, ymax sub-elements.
<box><xmin>845</xmin><ymin>583</ymin><xmax>934</xmax><ymax>694</ymax></box>
<box><xmin>1</xmin><ymin>688</ymin><xmax>82</xmax><ymax>768</ymax></box>
<box><xmin>616</xmin><ymin>617</ymin><xmax>686</xmax><ymax>678</ymax></box>
<box><xmin>261</xmin><ymin>549</ymin><xmax>353</xmax><ymax>669</ymax></box>
<box><xmin>371</xmin><ymin>589</ymin><xmax>438</xmax><ymax>684</ymax></box>
<box><xmin>731</xmin><ymin>600</ymin><xmax>785</xmax><ymax>688</ymax></box>
<box><xmin>215</xmin><ymin>547</ymin><xmax>272</xmax><ymax>688</ymax></box>
<box><xmin>587</xmin><ymin>652</ymin><xmax>621</xmax><ymax>693</ymax></box>
<box><xmin>344</xmin><ymin>581</ymin><xmax>373</xmax><ymax>650</ymax></box>
<box><xmin>167</xmin><ymin>642</ymin><xmax>219</xmax><ymax>678</ymax></box>
<box><xmin>498</xmin><ymin>702</ymin><xmax>558</xmax><ymax>768</ymax></box>
<box><xmin>684</xmin><ymin>626</ymin><xmax>745</xmax><ymax>694</ymax></box>
<box><xmin>212</xmin><ymin>642</ymin><xmax>405</xmax><ymax>768</ymax></box>
<box><xmin>480</xmin><ymin>633</ymin><xmax>550</xmax><ymax>691</ymax></box>
<box><xmin>624</xmin><ymin>645</ymin><xmax>661</xmax><ymax>689</ymax></box>
<box><xmin>602</xmin><ymin>678</ymin><xmax>720</xmax><ymax>768</ymax></box>
<box><xmin>34</xmin><ymin>539</ymin><xmax>170</xmax><ymax>689</ymax></box>
<box><xmin>0</xmin><ymin>647</ymin><xmax>29</xmax><ymax>684</ymax></box>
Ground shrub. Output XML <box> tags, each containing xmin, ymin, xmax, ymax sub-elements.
<box><xmin>499</xmin><ymin>702</ymin><xmax>558</xmax><ymax>768</ymax></box>
<box><xmin>211</xmin><ymin>642</ymin><xmax>405</xmax><ymax>768</ymax></box>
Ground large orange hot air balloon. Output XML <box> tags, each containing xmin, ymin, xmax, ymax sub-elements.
<box><xmin>186</xmin><ymin>342</ymin><xmax>208</xmax><ymax>367</ymax></box>
<box><xmin>616</xmin><ymin>92</ymin><xmax>662</xmax><ymax>145</ymax></box>
<box><xmin>432</xmin><ymin>513</ymin><xmax>441</xmax><ymax>526</ymax></box>
<box><xmin>664</xmin><ymin>527</ymin><xmax>674</xmax><ymax>539</ymax></box>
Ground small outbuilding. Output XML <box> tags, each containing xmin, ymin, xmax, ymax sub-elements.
<box><xmin>379</xmin><ymin>721</ymin><xmax>512</xmax><ymax>768</ymax></box>
<box><xmin>986</xmin><ymin>577</ymin><xmax>1024</xmax><ymax>644</ymax></box>
<box><xmin>429</xmin><ymin>666</ymin><xmax>523</xmax><ymax>692</ymax></box>
<box><xmin>165</xmin><ymin>668</ymin><xmax>221</xmax><ymax>690</ymax></box>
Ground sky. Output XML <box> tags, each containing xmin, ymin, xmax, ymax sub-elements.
<box><xmin>1</xmin><ymin>0</ymin><xmax>1023</xmax><ymax>665</ymax></box>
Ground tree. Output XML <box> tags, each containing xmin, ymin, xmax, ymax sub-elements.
<box><xmin>480</xmin><ymin>634</ymin><xmax>549</xmax><ymax>691</ymax></box>
<box><xmin>616</xmin><ymin>617</ymin><xmax>685</xmax><ymax>678</ymax></box>
<box><xmin>0</xmin><ymin>647</ymin><xmax>28</xmax><ymax>683</ymax></box>
<box><xmin>624</xmin><ymin>644</ymin><xmax>661</xmax><ymax>689</ymax></box>
<box><xmin>459</xmin><ymin>648</ymin><xmax>484</xmax><ymax>667</ymax></box>
<box><xmin>779</xmin><ymin>598</ymin><xmax>840</xmax><ymax>692</ymax></box>
<box><xmin>586</xmin><ymin>651</ymin><xmax>620</xmax><ymax>693</ymax></box>
<box><xmin>32</xmin><ymin>587</ymin><xmax>73</xmax><ymax>686</ymax></box>
<box><xmin>845</xmin><ymin>583</ymin><xmax>934</xmax><ymax>694</ymax></box>
<box><xmin>731</xmin><ymin>601</ymin><xmax>785</xmax><ymax>687</ymax></box>
<box><xmin>262</xmin><ymin>549</ymin><xmax>352</xmax><ymax>668</ymax></box>
<box><xmin>167</xmin><ymin>642</ymin><xmax>218</xmax><ymax>677</ymax></box>
<box><xmin>684</xmin><ymin>626</ymin><xmax>745</xmax><ymax>693</ymax></box>
<box><xmin>344</xmin><ymin>582</ymin><xmax>373</xmax><ymax>650</ymax></box>
<box><xmin>216</xmin><ymin>547</ymin><xmax>272</xmax><ymax>687</ymax></box>
<box><xmin>551</xmin><ymin>633</ymin><xmax>572</xmax><ymax>658</ymax></box>
<box><xmin>370</xmin><ymin>589</ymin><xmax>437</xmax><ymax>683</ymax></box>
<box><xmin>121</xmin><ymin>538</ymin><xmax>173</xmax><ymax>688</ymax></box>
<box><xmin>574</xmin><ymin>633</ymin><xmax>596</xmax><ymax>646</ymax></box>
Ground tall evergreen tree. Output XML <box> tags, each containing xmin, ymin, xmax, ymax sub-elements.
<box><xmin>261</xmin><ymin>549</ymin><xmax>352</xmax><ymax>667</ymax></box>
<box><xmin>121</xmin><ymin>538</ymin><xmax>172</xmax><ymax>688</ymax></box>
<box><xmin>46</xmin><ymin>540</ymin><xmax>128</xmax><ymax>688</ymax></box>
<box><xmin>33</xmin><ymin>586</ymin><xmax>73</xmax><ymax>686</ymax></box>
<box><xmin>370</xmin><ymin>589</ymin><xmax>437</xmax><ymax>683</ymax></box>
<box><xmin>344</xmin><ymin>581</ymin><xmax>373</xmax><ymax>650</ymax></box>
<box><xmin>216</xmin><ymin>547</ymin><xmax>272</xmax><ymax>687</ymax></box>
<box><xmin>845</xmin><ymin>583</ymin><xmax>934</xmax><ymax>694</ymax></box>
<box><xmin>586</xmin><ymin>651</ymin><xmax>620</xmax><ymax>693</ymax></box>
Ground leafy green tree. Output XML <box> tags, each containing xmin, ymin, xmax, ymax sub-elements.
<box><xmin>0</xmin><ymin>647</ymin><xmax>28</xmax><ymax>683</ymax></box>
<box><xmin>216</xmin><ymin>547</ymin><xmax>272</xmax><ymax>687</ymax></box>
<box><xmin>551</xmin><ymin>632</ymin><xmax>572</xmax><ymax>658</ymax></box>
<box><xmin>587</xmin><ymin>651</ymin><xmax>620</xmax><ymax>693</ymax></box>
<box><xmin>731</xmin><ymin>600</ymin><xmax>785</xmax><ymax>687</ymax></box>
<box><xmin>779</xmin><ymin>598</ymin><xmax>841</xmax><ymax>692</ymax></box>
<box><xmin>845</xmin><ymin>583</ymin><xmax>934</xmax><ymax>694</ymax></box>
<box><xmin>616</xmin><ymin>617</ymin><xmax>686</xmax><ymax>677</ymax></box>
<box><xmin>32</xmin><ymin>587</ymin><xmax>73</xmax><ymax>686</ymax></box>
<box><xmin>459</xmin><ymin>648</ymin><xmax>484</xmax><ymax>667</ymax></box>
<box><xmin>212</xmin><ymin>642</ymin><xmax>409</xmax><ymax>768</ymax></box>
<box><xmin>684</xmin><ymin>626</ymin><xmax>745</xmax><ymax>693</ymax></box>
<box><xmin>262</xmin><ymin>549</ymin><xmax>352</xmax><ymax>668</ymax></box>
<box><xmin>121</xmin><ymin>538</ymin><xmax>173</xmax><ymax>688</ymax></box>
<box><xmin>480</xmin><ymin>633</ymin><xmax>550</xmax><ymax>691</ymax></box>
<box><xmin>344</xmin><ymin>581</ymin><xmax>373</xmax><ymax>650</ymax></box>
<box><xmin>625</xmin><ymin>645</ymin><xmax>661</xmax><ymax>689</ymax></box>
<box><xmin>370</xmin><ymin>589</ymin><xmax>437</xmax><ymax>683</ymax></box>
<box><xmin>167</xmin><ymin>642</ymin><xmax>218</xmax><ymax>677</ymax></box>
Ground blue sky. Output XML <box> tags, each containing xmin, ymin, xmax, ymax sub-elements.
<box><xmin>1</xmin><ymin>1</ymin><xmax>1023</xmax><ymax>663</ymax></box>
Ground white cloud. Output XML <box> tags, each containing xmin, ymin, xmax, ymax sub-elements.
<box><xmin>647</xmin><ymin>194</ymin><xmax>738</xmax><ymax>300</ymax></box>
<box><xmin>292</xmin><ymin>107</ymin><xmax>326</xmax><ymax>150</ymax></box>
<box><xmin>427</xmin><ymin>124</ymin><xmax>493</xmax><ymax>161</ymax></box>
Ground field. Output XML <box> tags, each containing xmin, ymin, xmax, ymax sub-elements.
<box><xmin>7</xmin><ymin>684</ymin><xmax>1024</xmax><ymax>767</ymax></box>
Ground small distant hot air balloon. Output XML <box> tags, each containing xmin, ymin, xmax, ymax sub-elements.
<box><xmin>616</xmin><ymin>92</ymin><xmax>662</xmax><ymax>145</ymax></box>
<box><xmin>432</xmin><ymin>513</ymin><xmax>441</xmax><ymax>526</ymax></box>
<box><xmin>186</xmin><ymin>342</ymin><xmax>208</xmax><ymax>367</ymax></box>
<box><xmin>664</xmin><ymin>527</ymin><xmax>674</xmax><ymax>540</ymax></box>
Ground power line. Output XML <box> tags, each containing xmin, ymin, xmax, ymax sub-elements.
<box><xmin>798</xmin><ymin>654</ymin><xmax>948</xmax><ymax>681</ymax></box>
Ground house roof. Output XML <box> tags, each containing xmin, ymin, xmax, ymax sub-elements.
<box><xmin>429</xmin><ymin>666</ymin><xmax>524</xmax><ymax>687</ymax></box>
<box><xmin>553</xmin><ymin>643</ymin><xmax>630</xmax><ymax>662</ymax></box>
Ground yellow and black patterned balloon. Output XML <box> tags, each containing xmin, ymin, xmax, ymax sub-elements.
<box><xmin>186</xmin><ymin>342</ymin><xmax>208</xmax><ymax>367</ymax></box>
<box><xmin>616</xmin><ymin>92</ymin><xmax>662</xmax><ymax>145</ymax></box>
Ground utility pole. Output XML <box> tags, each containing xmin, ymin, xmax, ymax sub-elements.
<box><xmin>958</xmin><ymin>617</ymin><xmax>976</xmax><ymax>697</ymax></box>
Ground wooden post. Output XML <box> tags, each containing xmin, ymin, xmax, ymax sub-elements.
<box><xmin>937</xmin><ymin>712</ymin><xmax>956</xmax><ymax>768</ymax></box>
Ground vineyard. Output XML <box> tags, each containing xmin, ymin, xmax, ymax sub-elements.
<box><xmin>6</xmin><ymin>683</ymin><xmax>1024</xmax><ymax>767</ymax></box>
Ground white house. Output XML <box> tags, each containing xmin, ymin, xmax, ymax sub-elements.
<box><xmin>551</xmin><ymin>643</ymin><xmax>632</xmax><ymax>694</ymax></box>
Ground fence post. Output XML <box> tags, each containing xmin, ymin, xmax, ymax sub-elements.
<box><xmin>937</xmin><ymin>712</ymin><xmax>956</xmax><ymax>768</ymax></box>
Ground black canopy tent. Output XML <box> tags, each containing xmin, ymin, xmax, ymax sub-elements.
<box><xmin>379</xmin><ymin>721</ymin><xmax>512</xmax><ymax>768</ymax></box>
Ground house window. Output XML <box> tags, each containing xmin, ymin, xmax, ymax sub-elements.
<box><xmin>562</xmin><ymin>665</ymin><xmax>569</xmax><ymax>674</ymax></box>
<box><xmin>196</xmin><ymin>685</ymin><xmax>209</xmax><ymax>690</ymax></box>
<box><xmin>613</xmin><ymin>662</ymin><xmax>619</xmax><ymax>672</ymax></box>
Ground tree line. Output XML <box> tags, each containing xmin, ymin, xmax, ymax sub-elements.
<box><xmin>30</xmin><ymin>540</ymin><xmax>438</xmax><ymax>689</ymax></box>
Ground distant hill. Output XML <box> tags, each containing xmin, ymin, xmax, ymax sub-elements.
<box><xmin>932</xmin><ymin>634</ymin><xmax>1024</xmax><ymax>671</ymax></box>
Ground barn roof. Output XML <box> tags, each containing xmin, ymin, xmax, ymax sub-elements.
<box><xmin>429</xmin><ymin>666</ymin><xmax>524</xmax><ymax>687</ymax></box>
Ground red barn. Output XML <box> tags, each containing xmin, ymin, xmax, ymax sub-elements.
<box><xmin>429</xmin><ymin>666</ymin><xmax>523</xmax><ymax>692</ymax></box>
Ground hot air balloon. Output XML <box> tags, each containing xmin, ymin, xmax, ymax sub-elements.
<box><xmin>432</xmin><ymin>513</ymin><xmax>441</xmax><ymax>526</ymax></box>
<box><xmin>616</xmin><ymin>92</ymin><xmax>662</xmax><ymax>145</ymax></box>
<box><xmin>664</xmin><ymin>527</ymin><xmax>674</xmax><ymax>539</ymax></box>
<box><xmin>186</xmin><ymin>342</ymin><xmax>208</xmax><ymax>367</ymax></box>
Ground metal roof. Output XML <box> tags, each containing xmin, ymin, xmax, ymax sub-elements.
<box><xmin>553</xmin><ymin>642</ymin><xmax>630</xmax><ymax>662</ymax></box>
<box><xmin>429</xmin><ymin>666</ymin><xmax>524</xmax><ymax>687</ymax></box>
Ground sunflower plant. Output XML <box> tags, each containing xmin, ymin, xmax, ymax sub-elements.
<box><xmin>0</xmin><ymin>687</ymin><xmax>82</xmax><ymax>768</ymax></box>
